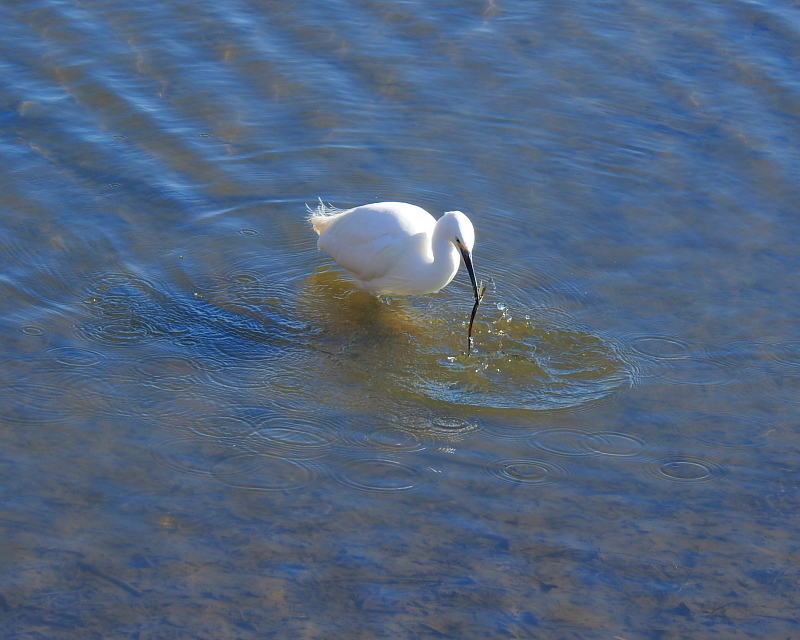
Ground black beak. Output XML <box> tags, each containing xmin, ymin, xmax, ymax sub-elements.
<box><xmin>458</xmin><ymin>242</ymin><xmax>484</xmax><ymax>356</ymax></box>
<box><xmin>458</xmin><ymin>244</ymin><xmax>480</xmax><ymax>304</ymax></box>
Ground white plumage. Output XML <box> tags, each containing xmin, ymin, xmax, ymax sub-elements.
<box><xmin>308</xmin><ymin>201</ymin><xmax>477</xmax><ymax>297</ymax></box>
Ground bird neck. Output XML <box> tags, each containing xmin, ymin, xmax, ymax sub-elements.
<box><xmin>425</xmin><ymin>236</ymin><xmax>460</xmax><ymax>291</ymax></box>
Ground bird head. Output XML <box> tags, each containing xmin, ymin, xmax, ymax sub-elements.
<box><xmin>439</xmin><ymin>210</ymin><xmax>478</xmax><ymax>305</ymax></box>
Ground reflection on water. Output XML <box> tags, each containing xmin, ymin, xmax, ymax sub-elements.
<box><xmin>1</xmin><ymin>0</ymin><xmax>800</xmax><ymax>636</ymax></box>
<box><xmin>302</xmin><ymin>267</ymin><xmax>635</xmax><ymax>410</ymax></box>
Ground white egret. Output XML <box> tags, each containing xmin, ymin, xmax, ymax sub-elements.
<box><xmin>308</xmin><ymin>200</ymin><xmax>485</xmax><ymax>353</ymax></box>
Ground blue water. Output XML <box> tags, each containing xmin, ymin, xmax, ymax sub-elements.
<box><xmin>1</xmin><ymin>0</ymin><xmax>799</xmax><ymax>637</ymax></box>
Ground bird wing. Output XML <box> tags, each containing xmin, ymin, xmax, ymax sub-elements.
<box><xmin>317</xmin><ymin>209</ymin><xmax>410</xmax><ymax>282</ymax></box>
<box><xmin>320</xmin><ymin>228</ymin><xmax>404</xmax><ymax>283</ymax></box>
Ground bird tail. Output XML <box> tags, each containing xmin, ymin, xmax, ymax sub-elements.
<box><xmin>306</xmin><ymin>198</ymin><xmax>345</xmax><ymax>235</ymax></box>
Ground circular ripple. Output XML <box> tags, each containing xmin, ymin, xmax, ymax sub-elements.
<box><xmin>764</xmin><ymin>341</ymin><xmax>800</xmax><ymax>368</ymax></box>
<box><xmin>20</xmin><ymin>325</ymin><xmax>46</xmax><ymax>336</ymax></box>
<box><xmin>684</xmin><ymin>413</ymin><xmax>771</xmax><ymax>449</ymax></box>
<box><xmin>1</xmin><ymin>383</ymin><xmax>74</xmax><ymax>423</ymax></box>
<box><xmin>63</xmin><ymin>371</ymin><xmax>167</xmax><ymax>414</ymax></box>
<box><xmin>212</xmin><ymin>454</ymin><xmax>312</xmax><ymax>490</ymax></box>
<box><xmin>765</xmin><ymin>373</ymin><xmax>800</xmax><ymax>407</ymax></box>
<box><xmin>145</xmin><ymin>376</ymin><xmax>198</xmax><ymax>392</ymax></box>
<box><xmin>264</xmin><ymin>373</ymin><xmax>309</xmax><ymax>402</ymax></box>
<box><xmin>131</xmin><ymin>355</ymin><xmax>212</xmax><ymax>390</ymax></box>
<box><xmin>268</xmin><ymin>373</ymin><xmax>306</xmax><ymax>392</ymax></box>
<box><xmin>190</xmin><ymin>414</ymin><xmax>258</xmax><ymax>438</ymax></box>
<box><xmin>490</xmin><ymin>459</ymin><xmax>566</xmax><ymax>485</ymax></box>
<box><xmin>363</xmin><ymin>427</ymin><xmax>425</xmax><ymax>452</ymax></box>
<box><xmin>643</xmin><ymin>457</ymin><xmax>723</xmax><ymax>483</ymax></box>
<box><xmin>9</xmin><ymin>170</ymin><xmax>45</xmax><ymax>183</ymax></box>
<box><xmin>227</xmin><ymin>270</ymin><xmax>263</xmax><ymax>284</ymax></box>
<box><xmin>336</xmin><ymin>459</ymin><xmax>426</xmax><ymax>492</ymax></box>
<box><xmin>208</xmin><ymin>358</ymin><xmax>312</xmax><ymax>398</ymax></box>
<box><xmin>82</xmin><ymin>320</ymin><xmax>150</xmax><ymax>345</ymax></box>
<box><xmin>630</xmin><ymin>336</ymin><xmax>697</xmax><ymax>360</ymax></box>
<box><xmin>206</xmin><ymin>362</ymin><xmax>271</xmax><ymax>390</ymax></box>
<box><xmin>659</xmin><ymin>357</ymin><xmax>738</xmax><ymax>386</ymax></box>
<box><xmin>208</xmin><ymin>336</ymin><xmax>276</xmax><ymax>362</ymax></box>
<box><xmin>478</xmin><ymin>423</ymin><xmax>536</xmax><ymax>440</ymax></box>
<box><xmin>432</xmin><ymin>417</ymin><xmax>472</xmax><ymax>431</ymax></box>
<box><xmin>190</xmin><ymin>405</ymin><xmax>278</xmax><ymax>432</ymax></box>
<box><xmin>48</xmin><ymin>347</ymin><xmax>103</xmax><ymax>367</ymax></box>
<box><xmin>531</xmin><ymin>428</ymin><xmax>595</xmax><ymax>456</ymax></box>
<box><xmin>428</xmin><ymin>416</ymin><xmax>479</xmax><ymax>440</ymax></box>
<box><xmin>249</xmin><ymin>417</ymin><xmax>338</xmax><ymax>459</ymax></box>
<box><xmin>86</xmin><ymin>272</ymin><xmax>157</xmax><ymax>293</ymax></box>
<box><xmin>587</xmin><ymin>431</ymin><xmax>644</xmax><ymax>456</ymax></box>
<box><xmin>184</xmin><ymin>275</ymin><xmax>229</xmax><ymax>297</ymax></box>
<box><xmin>404</xmin><ymin>415</ymin><xmax>479</xmax><ymax>442</ymax></box>
<box><xmin>133</xmin><ymin>355</ymin><xmax>210</xmax><ymax>377</ymax></box>
<box><xmin>150</xmin><ymin>436</ymin><xmax>243</xmax><ymax>476</ymax></box>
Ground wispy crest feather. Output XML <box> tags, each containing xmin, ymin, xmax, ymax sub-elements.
<box><xmin>307</xmin><ymin>198</ymin><xmax>347</xmax><ymax>235</ymax></box>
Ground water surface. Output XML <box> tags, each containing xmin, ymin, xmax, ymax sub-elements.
<box><xmin>1</xmin><ymin>0</ymin><xmax>799</xmax><ymax>637</ymax></box>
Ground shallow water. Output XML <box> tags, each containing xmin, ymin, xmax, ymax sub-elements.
<box><xmin>1</xmin><ymin>0</ymin><xmax>799</xmax><ymax>638</ymax></box>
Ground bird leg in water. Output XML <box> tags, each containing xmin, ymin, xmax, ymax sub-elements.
<box><xmin>466</xmin><ymin>281</ymin><xmax>487</xmax><ymax>356</ymax></box>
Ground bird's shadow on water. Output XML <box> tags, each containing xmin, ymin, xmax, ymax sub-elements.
<box><xmin>298</xmin><ymin>266</ymin><xmax>637</xmax><ymax>412</ymax></box>
<box><xmin>77</xmin><ymin>263</ymin><xmax>634</xmax><ymax>414</ymax></box>
<box><xmin>299</xmin><ymin>266</ymin><xmax>454</xmax><ymax>353</ymax></box>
